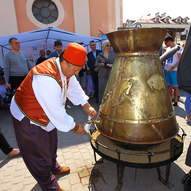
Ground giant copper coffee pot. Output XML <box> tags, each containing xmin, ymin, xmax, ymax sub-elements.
<box><xmin>96</xmin><ymin>28</ymin><xmax>179</xmax><ymax>145</ymax></box>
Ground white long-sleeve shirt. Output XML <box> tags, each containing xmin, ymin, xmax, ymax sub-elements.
<box><xmin>10</xmin><ymin>58</ymin><xmax>89</xmax><ymax>132</ymax></box>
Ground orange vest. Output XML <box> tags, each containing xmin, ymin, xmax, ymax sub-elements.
<box><xmin>15</xmin><ymin>58</ymin><xmax>65</xmax><ymax>126</ymax></box>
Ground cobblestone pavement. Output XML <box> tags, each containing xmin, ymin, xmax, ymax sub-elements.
<box><xmin>0</xmin><ymin>90</ymin><xmax>190</xmax><ymax>191</ymax></box>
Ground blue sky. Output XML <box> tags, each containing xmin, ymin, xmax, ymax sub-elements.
<box><xmin>123</xmin><ymin>0</ymin><xmax>191</xmax><ymax>22</ymax></box>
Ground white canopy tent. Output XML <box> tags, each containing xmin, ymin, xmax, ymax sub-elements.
<box><xmin>0</xmin><ymin>27</ymin><xmax>105</xmax><ymax>68</ymax></box>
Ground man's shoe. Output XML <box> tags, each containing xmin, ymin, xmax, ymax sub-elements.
<box><xmin>7</xmin><ymin>149</ymin><xmax>20</xmax><ymax>158</ymax></box>
<box><xmin>53</xmin><ymin>166</ymin><xmax>70</xmax><ymax>175</ymax></box>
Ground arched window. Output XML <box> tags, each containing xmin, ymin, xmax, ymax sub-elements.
<box><xmin>32</xmin><ymin>0</ymin><xmax>58</xmax><ymax>24</ymax></box>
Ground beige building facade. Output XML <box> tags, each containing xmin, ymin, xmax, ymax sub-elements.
<box><xmin>0</xmin><ymin>0</ymin><xmax>123</xmax><ymax>37</ymax></box>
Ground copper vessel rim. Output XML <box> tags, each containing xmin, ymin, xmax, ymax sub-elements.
<box><xmin>99</xmin><ymin>111</ymin><xmax>175</xmax><ymax>124</ymax></box>
<box><xmin>97</xmin><ymin>129</ymin><xmax>178</xmax><ymax>145</ymax></box>
<box><xmin>107</xmin><ymin>27</ymin><xmax>167</xmax><ymax>35</ymax></box>
<box><xmin>116</xmin><ymin>52</ymin><xmax>159</xmax><ymax>56</ymax></box>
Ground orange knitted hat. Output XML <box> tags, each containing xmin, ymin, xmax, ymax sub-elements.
<box><xmin>63</xmin><ymin>43</ymin><xmax>87</xmax><ymax>66</ymax></box>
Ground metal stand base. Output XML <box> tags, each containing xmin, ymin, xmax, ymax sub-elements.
<box><xmin>90</xmin><ymin>129</ymin><xmax>185</xmax><ymax>190</ymax></box>
<box><xmin>93</xmin><ymin>150</ymin><xmax>174</xmax><ymax>190</ymax></box>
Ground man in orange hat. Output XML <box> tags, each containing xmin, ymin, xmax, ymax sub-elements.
<box><xmin>10</xmin><ymin>43</ymin><xmax>97</xmax><ymax>191</ymax></box>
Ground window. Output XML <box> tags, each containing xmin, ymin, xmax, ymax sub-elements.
<box><xmin>155</xmin><ymin>17</ymin><xmax>160</xmax><ymax>23</ymax></box>
<box><xmin>183</xmin><ymin>19</ymin><xmax>188</xmax><ymax>24</ymax></box>
<box><xmin>32</xmin><ymin>0</ymin><xmax>58</xmax><ymax>24</ymax></box>
<box><xmin>176</xmin><ymin>18</ymin><xmax>181</xmax><ymax>24</ymax></box>
<box><xmin>165</xmin><ymin>18</ymin><xmax>169</xmax><ymax>23</ymax></box>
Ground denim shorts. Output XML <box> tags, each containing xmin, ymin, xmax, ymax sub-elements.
<box><xmin>164</xmin><ymin>70</ymin><xmax>178</xmax><ymax>87</ymax></box>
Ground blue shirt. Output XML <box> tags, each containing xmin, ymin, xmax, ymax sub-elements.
<box><xmin>48</xmin><ymin>51</ymin><xmax>59</xmax><ymax>58</ymax></box>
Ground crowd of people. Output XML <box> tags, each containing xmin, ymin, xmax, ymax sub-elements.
<box><xmin>34</xmin><ymin>39</ymin><xmax>115</xmax><ymax>105</ymax></box>
<box><xmin>1</xmin><ymin>34</ymin><xmax>191</xmax><ymax>190</ymax></box>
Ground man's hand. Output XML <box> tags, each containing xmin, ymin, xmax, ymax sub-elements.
<box><xmin>94</xmin><ymin>68</ymin><xmax>99</xmax><ymax>72</ymax></box>
<box><xmin>107</xmin><ymin>64</ymin><xmax>112</xmax><ymax>68</ymax></box>
<box><xmin>6</xmin><ymin>82</ymin><xmax>11</xmax><ymax>89</ymax></box>
<box><xmin>167</xmin><ymin>67</ymin><xmax>174</xmax><ymax>73</ymax></box>
<box><xmin>100</xmin><ymin>62</ymin><xmax>105</xmax><ymax>67</ymax></box>
<box><xmin>83</xmin><ymin>103</ymin><xmax>97</xmax><ymax>118</ymax></box>
<box><xmin>71</xmin><ymin>124</ymin><xmax>87</xmax><ymax>135</ymax></box>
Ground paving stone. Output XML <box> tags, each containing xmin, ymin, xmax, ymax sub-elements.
<box><xmin>10</xmin><ymin>182</ymin><xmax>23</xmax><ymax>191</ymax></box>
<box><xmin>81</xmin><ymin>176</ymin><xmax>90</xmax><ymax>186</ymax></box>
<box><xmin>79</xmin><ymin>148</ymin><xmax>89</xmax><ymax>153</ymax></box>
<box><xmin>64</xmin><ymin>158</ymin><xmax>75</xmax><ymax>166</ymax></box>
<box><xmin>68</xmin><ymin>172</ymin><xmax>81</xmax><ymax>185</ymax></box>
<box><xmin>71</xmin><ymin>183</ymin><xmax>84</xmax><ymax>191</ymax></box>
<box><xmin>74</xmin><ymin>158</ymin><xmax>85</xmax><ymax>168</ymax></box>
<box><xmin>72</xmin><ymin>152</ymin><xmax>82</xmax><ymax>160</ymax></box>
<box><xmin>23</xmin><ymin>177</ymin><xmax>37</xmax><ymax>185</ymax></box>
<box><xmin>63</xmin><ymin>152</ymin><xmax>73</xmax><ymax>160</ymax></box>
<box><xmin>58</xmin><ymin>177</ymin><xmax>70</xmax><ymax>190</ymax></box>
<box><xmin>1</xmin><ymin>174</ymin><xmax>14</xmax><ymax>184</ymax></box>
<box><xmin>15</xmin><ymin>162</ymin><xmax>27</xmax><ymax>170</ymax></box>
<box><xmin>81</xmin><ymin>152</ymin><xmax>93</xmax><ymax>160</ymax></box>
<box><xmin>24</xmin><ymin>170</ymin><xmax>32</xmax><ymax>178</ymax></box>
<box><xmin>14</xmin><ymin>169</ymin><xmax>25</xmax><ymax>177</ymax></box>
<box><xmin>3</xmin><ymin>166</ymin><xmax>16</xmax><ymax>176</ymax></box>
<box><xmin>0</xmin><ymin>182</ymin><xmax>12</xmax><ymax>190</ymax></box>
<box><xmin>78</xmin><ymin>167</ymin><xmax>90</xmax><ymax>178</ymax></box>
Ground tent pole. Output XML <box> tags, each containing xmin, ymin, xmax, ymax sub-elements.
<box><xmin>45</xmin><ymin>27</ymin><xmax>52</xmax><ymax>43</ymax></box>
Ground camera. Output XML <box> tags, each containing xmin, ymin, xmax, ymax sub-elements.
<box><xmin>3</xmin><ymin>88</ymin><xmax>16</xmax><ymax>104</ymax></box>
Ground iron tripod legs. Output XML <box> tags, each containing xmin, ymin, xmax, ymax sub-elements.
<box><xmin>156</xmin><ymin>163</ymin><xmax>173</xmax><ymax>188</ymax></box>
<box><xmin>115</xmin><ymin>163</ymin><xmax>125</xmax><ymax>191</ymax></box>
<box><xmin>116</xmin><ymin>163</ymin><xmax>173</xmax><ymax>190</ymax></box>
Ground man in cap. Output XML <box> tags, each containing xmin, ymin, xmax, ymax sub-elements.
<box><xmin>48</xmin><ymin>39</ymin><xmax>63</xmax><ymax>58</ymax></box>
<box><xmin>10</xmin><ymin>43</ymin><xmax>97</xmax><ymax>191</ymax></box>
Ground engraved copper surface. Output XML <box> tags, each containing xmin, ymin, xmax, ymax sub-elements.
<box><xmin>96</xmin><ymin>28</ymin><xmax>179</xmax><ymax>145</ymax></box>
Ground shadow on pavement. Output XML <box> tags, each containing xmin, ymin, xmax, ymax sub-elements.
<box><xmin>89</xmin><ymin>159</ymin><xmax>185</xmax><ymax>191</ymax></box>
<box><xmin>0</xmin><ymin>158</ymin><xmax>10</xmax><ymax>169</ymax></box>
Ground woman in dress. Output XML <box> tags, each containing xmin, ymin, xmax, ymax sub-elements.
<box><xmin>95</xmin><ymin>40</ymin><xmax>115</xmax><ymax>104</ymax></box>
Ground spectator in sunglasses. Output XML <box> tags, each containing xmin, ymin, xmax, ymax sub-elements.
<box><xmin>95</xmin><ymin>40</ymin><xmax>115</xmax><ymax>104</ymax></box>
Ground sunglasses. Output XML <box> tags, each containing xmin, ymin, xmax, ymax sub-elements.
<box><xmin>106</xmin><ymin>44</ymin><xmax>112</xmax><ymax>47</ymax></box>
